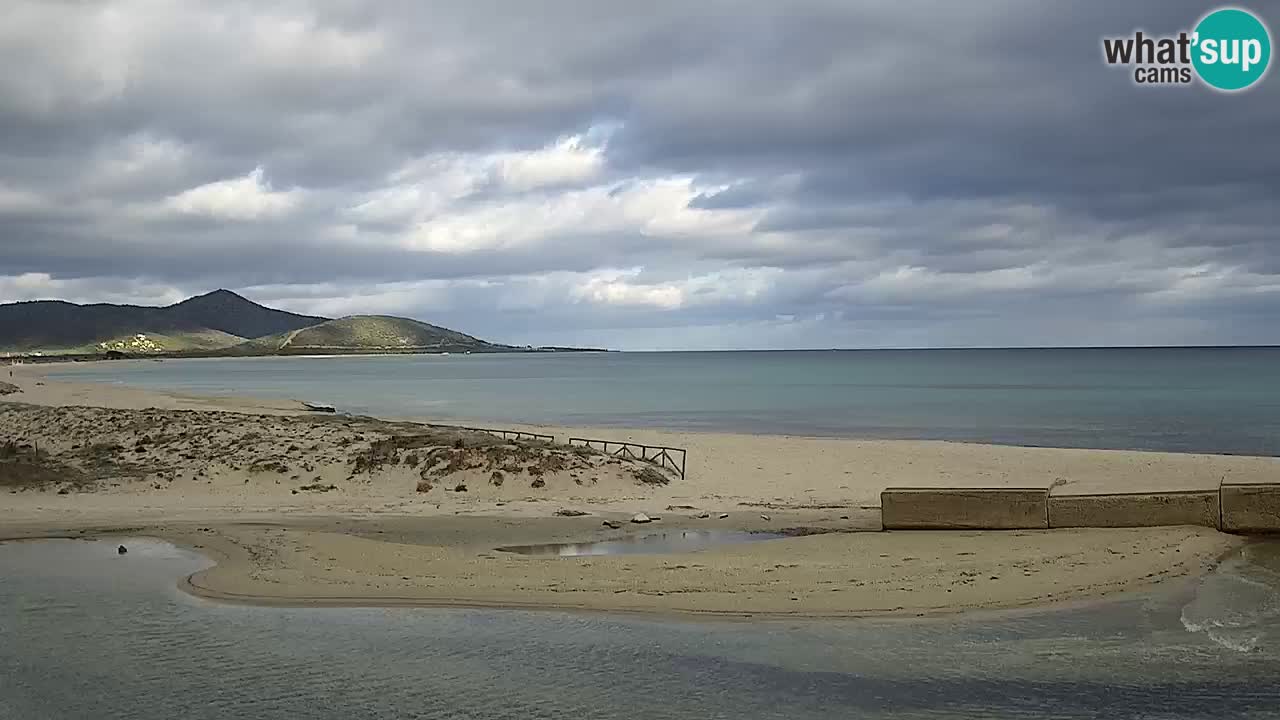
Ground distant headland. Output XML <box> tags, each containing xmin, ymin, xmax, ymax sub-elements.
<box><xmin>0</xmin><ymin>289</ymin><xmax>605</xmax><ymax>360</ymax></box>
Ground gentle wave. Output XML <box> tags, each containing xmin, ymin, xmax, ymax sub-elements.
<box><xmin>1181</xmin><ymin>547</ymin><xmax>1280</xmax><ymax>653</ymax></box>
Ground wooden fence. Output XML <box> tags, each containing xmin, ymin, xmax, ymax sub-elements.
<box><xmin>421</xmin><ymin>423</ymin><xmax>554</xmax><ymax>443</ymax></box>
<box><xmin>566</xmin><ymin>437</ymin><xmax>687</xmax><ymax>480</ymax></box>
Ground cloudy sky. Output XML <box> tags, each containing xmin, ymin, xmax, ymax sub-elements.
<box><xmin>2</xmin><ymin>1</ymin><xmax>1277</xmax><ymax>349</ymax></box>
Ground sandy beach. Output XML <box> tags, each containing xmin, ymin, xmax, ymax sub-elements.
<box><xmin>2</xmin><ymin>360</ymin><xmax>1270</xmax><ymax>618</ymax></box>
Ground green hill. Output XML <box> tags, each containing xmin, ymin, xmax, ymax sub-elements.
<box><xmin>83</xmin><ymin>329</ymin><xmax>248</xmax><ymax>354</ymax></box>
<box><xmin>0</xmin><ymin>289</ymin><xmax>326</xmax><ymax>354</ymax></box>
<box><xmin>241</xmin><ymin>315</ymin><xmax>503</xmax><ymax>354</ymax></box>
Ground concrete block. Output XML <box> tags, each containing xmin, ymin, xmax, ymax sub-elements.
<box><xmin>1049</xmin><ymin>491</ymin><xmax>1219</xmax><ymax>529</ymax></box>
<box><xmin>1221</xmin><ymin>483</ymin><xmax>1280</xmax><ymax>533</ymax></box>
<box><xmin>881</xmin><ymin>487</ymin><xmax>1048</xmax><ymax>530</ymax></box>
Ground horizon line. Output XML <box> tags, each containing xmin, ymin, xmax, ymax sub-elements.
<box><xmin>611</xmin><ymin>344</ymin><xmax>1280</xmax><ymax>352</ymax></box>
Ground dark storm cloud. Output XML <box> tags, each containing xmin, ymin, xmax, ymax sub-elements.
<box><xmin>1</xmin><ymin>0</ymin><xmax>1277</xmax><ymax>349</ymax></box>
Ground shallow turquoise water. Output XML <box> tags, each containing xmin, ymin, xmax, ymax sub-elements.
<box><xmin>3</xmin><ymin>538</ymin><xmax>1280</xmax><ymax>719</ymax></box>
<box><xmin>44</xmin><ymin>347</ymin><xmax>1280</xmax><ymax>455</ymax></box>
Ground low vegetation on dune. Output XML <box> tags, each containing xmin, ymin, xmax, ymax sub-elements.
<box><xmin>0</xmin><ymin>432</ymin><xmax>171</xmax><ymax>491</ymax></box>
<box><xmin>348</xmin><ymin>431</ymin><xmax>638</xmax><ymax>486</ymax></box>
<box><xmin>0</xmin><ymin>403</ymin><xmax>675</xmax><ymax>495</ymax></box>
<box><xmin>0</xmin><ymin>440</ymin><xmax>89</xmax><ymax>490</ymax></box>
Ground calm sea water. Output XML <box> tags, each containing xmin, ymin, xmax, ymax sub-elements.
<box><xmin>3</xmin><ymin>538</ymin><xmax>1280</xmax><ymax>719</ymax></box>
<box><xmin>42</xmin><ymin>348</ymin><xmax>1280</xmax><ymax>456</ymax></box>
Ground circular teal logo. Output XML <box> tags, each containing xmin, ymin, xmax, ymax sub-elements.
<box><xmin>1193</xmin><ymin>8</ymin><xmax>1271</xmax><ymax>91</ymax></box>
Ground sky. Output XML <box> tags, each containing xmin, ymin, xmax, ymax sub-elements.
<box><xmin>2</xmin><ymin>1</ymin><xmax>1278</xmax><ymax>350</ymax></box>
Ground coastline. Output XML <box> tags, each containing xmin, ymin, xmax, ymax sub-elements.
<box><xmin>0</xmin><ymin>520</ymin><xmax>1241</xmax><ymax>620</ymax></box>
<box><xmin>1</xmin><ymin>359</ymin><xmax>1268</xmax><ymax>618</ymax></box>
<box><xmin>173</xmin><ymin>528</ymin><xmax>1240</xmax><ymax>621</ymax></box>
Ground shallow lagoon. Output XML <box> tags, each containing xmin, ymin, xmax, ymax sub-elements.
<box><xmin>3</xmin><ymin>538</ymin><xmax>1280</xmax><ymax>719</ymax></box>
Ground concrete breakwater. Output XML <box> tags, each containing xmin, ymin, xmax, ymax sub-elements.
<box><xmin>883</xmin><ymin>478</ymin><xmax>1280</xmax><ymax>532</ymax></box>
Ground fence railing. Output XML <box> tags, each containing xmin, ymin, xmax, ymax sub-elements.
<box><xmin>566</xmin><ymin>437</ymin><xmax>687</xmax><ymax>479</ymax></box>
<box><xmin>422</xmin><ymin>423</ymin><xmax>554</xmax><ymax>443</ymax></box>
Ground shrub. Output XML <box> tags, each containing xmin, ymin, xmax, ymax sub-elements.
<box><xmin>632</xmin><ymin>466</ymin><xmax>670</xmax><ymax>486</ymax></box>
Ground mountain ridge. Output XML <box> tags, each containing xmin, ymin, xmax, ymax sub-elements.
<box><xmin>0</xmin><ymin>289</ymin><xmax>602</xmax><ymax>356</ymax></box>
<box><xmin>0</xmin><ymin>290</ymin><xmax>325</xmax><ymax>353</ymax></box>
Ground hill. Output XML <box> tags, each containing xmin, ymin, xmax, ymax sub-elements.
<box><xmin>0</xmin><ymin>290</ymin><xmax>326</xmax><ymax>353</ymax></box>
<box><xmin>161</xmin><ymin>290</ymin><xmax>328</xmax><ymax>340</ymax></box>
<box><xmin>240</xmin><ymin>315</ymin><xmax>505</xmax><ymax>354</ymax></box>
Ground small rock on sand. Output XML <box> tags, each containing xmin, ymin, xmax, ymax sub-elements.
<box><xmin>760</xmin><ymin>514</ymin><xmax>771</xmax><ymax>521</ymax></box>
<box><xmin>117</xmin><ymin>545</ymin><xmax>127</xmax><ymax>555</ymax></box>
<box><xmin>630</xmin><ymin>513</ymin><xmax>652</xmax><ymax>524</ymax></box>
<box><xmin>555</xmin><ymin>509</ymin><xmax>590</xmax><ymax>517</ymax></box>
<box><xmin>602</xmin><ymin>520</ymin><xmax>623</xmax><ymax>529</ymax></box>
<box><xmin>696</xmin><ymin>512</ymin><xmax>710</xmax><ymax>519</ymax></box>
<box><xmin>718</xmin><ymin>513</ymin><xmax>730</xmax><ymax>519</ymax></box>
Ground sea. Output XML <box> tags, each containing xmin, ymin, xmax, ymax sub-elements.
<box><xmin>3</xmin><ymin>537</ymin><xmax>1280</xmax><ymax>719</ymax></box>
<box><xmin>41</xmin><ymin>347</ymin><xmax>1280</xmax><ymax>456</ymax></box>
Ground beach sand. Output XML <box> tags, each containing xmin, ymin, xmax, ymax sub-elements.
<box><xmin>1</xmin><ymin>361</ymin><xmax>1267</xmax><ymax>618</ymax></box>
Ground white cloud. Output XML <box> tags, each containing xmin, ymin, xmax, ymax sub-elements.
<box><xmin>833</xmin><ymin>264</ymin><xmax>1045</xmax><ymax>303</ymax></box>
<box><xmin>159</xmin><ymin>167</ymin><xmax>302</xmax><ymax>221</ymax></box>
<box><xmin>568</xmin><ymin>267</ymin><xmax>781</xmax><ymax>310</ymax></box>
<box><xmin>1141</xmin><ymin>265</ymin><xmax>1280</xmax><ymax>305</ymax></box>
<box><xmin>402</xmin><ymin>177</ymin><xmax>761</xmax><ymax>254</ymax></box>
<box><xmin>347</xmin><ymin>156</ymin><xmax>485</xmax><ymax>226</ymax></box>
<box><xmin>340</xmin><ymin>130</ymin><xmax>762</xmax><ymax>256</ymax></box>
<box><xmin>572</xmin><ymin>270</ymin><xmax>685</xmax><ymax>309</ymax></box>
<box><xmin>0</xmin><ymin>273</ymin><xmax>187</xmax><ymax>306</ymax></box>
<box><xmin>491</xmin><ymin>134</ymin><xmax>605</xmax><ymax>191</ymax></box>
